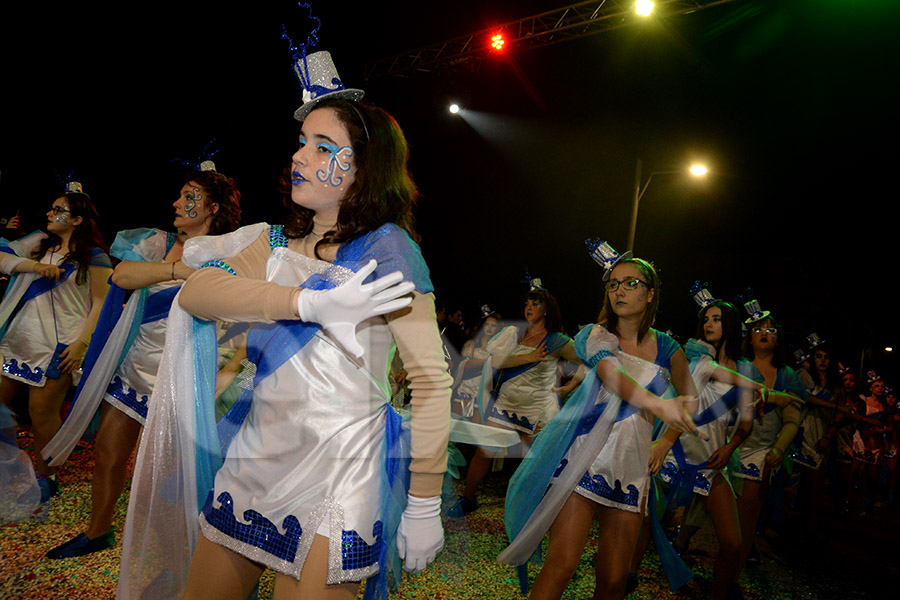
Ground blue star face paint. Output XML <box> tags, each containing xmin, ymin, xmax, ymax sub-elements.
<box><xmin>184</xmin><ymin>188</ymin><xmax>201</xmax><ymax>218</ymax></box>
<box><xmin>315</xmin><ymin>142</ymin><xmax>355</xmax><ymax>187</ymax></box>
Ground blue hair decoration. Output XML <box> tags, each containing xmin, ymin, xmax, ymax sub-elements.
<box><xmin>282</xmin><ymin>3</ymin><xmax>345</xmax><ymax>98</ymax></box>
<box><xmin>168</xmin><ymin>138</ymin><xmax>220</xmax><ymax>172</ymax></box>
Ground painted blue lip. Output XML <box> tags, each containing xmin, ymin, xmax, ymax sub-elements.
<box><xmin>291</xmin><ymin>171</ymin><xmax>306</xmax><ymax>185</ymax></box>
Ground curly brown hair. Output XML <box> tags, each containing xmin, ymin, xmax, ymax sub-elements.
<box><xmin>184</xmin><ymin>170</ymin><xmax>242</xmax><ymax>235</ymax></box>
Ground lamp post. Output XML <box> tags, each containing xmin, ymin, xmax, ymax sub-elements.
<box><xmin>625</xmin><ymin>158</ymin><xmax>707</xmax><ymax>252</ymax></box>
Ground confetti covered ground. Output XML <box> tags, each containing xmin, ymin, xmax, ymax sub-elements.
<box><xmin>2</xmin><ymin>434</ymin><xmax>897</xmax><ymax>600</ymax></box>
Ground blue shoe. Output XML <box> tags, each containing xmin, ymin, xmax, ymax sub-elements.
<box><xmin>447</xmin><ymin>497</ymin><xmax>478</xmax><ymax>518</ymax></box>
<box><xmin>46</xmin><ymin>529</ymin><xmax>114</xmax><ymax>559</ymax></box>
<box><xmin>36</xmin><ymin>473</ymin><xmax>59</xmax><ymax>503</ymax></box>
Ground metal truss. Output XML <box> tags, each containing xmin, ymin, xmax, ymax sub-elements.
<box><xmin>363</xmin><ymin>0</ymin><xmax>739</xmax><ymax>80</ymax></box>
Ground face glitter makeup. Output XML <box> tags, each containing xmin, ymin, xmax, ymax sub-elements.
<box><xmin>184</xmin><ymin>187</ymin><xmax>202</xmax><ymax>218</ymax></box>
<box><xmin>51</xmin><ymin>203</ymin><xmax>71</xmax><ymax>226</ymax></box>
<box><xmin>315</xmin><ymin>143</ymin><xmax>354</xmax><ymax>187</ymax></box>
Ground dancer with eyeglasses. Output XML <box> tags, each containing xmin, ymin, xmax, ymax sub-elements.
<box><xmin>732</xmin><ymin>302</ymin><xmax>806</xmax><ymax>584</ymax></box>
<box><xmin>0</xmin><ymin>186</ymin><xmax>111</xmax><ymax>501</ymax></box>
<box><xmin>499</xmin><ymin>242</ymin><xmax>701</xmax><ymax>600</ymax></box>
<box><xmin>43</xmin><ymin>164</ymin><xmax>242</xmax><ymax>558</ymax></box>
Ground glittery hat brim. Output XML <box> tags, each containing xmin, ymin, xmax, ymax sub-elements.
<box><xmin>601</xmin><ymin>250</ymin><xmax>634</xmax><ymax>281</ymax></box>
<box><xmin>744</xmin><ymin>310</ymin><xmax>771</xmax><ymax>325</ymax></box>
<box><xmin>293</xmin><ymin>89</ymin><xmax>365</xmax><ymax>121</ymax></box>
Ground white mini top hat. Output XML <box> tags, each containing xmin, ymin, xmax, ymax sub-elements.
<box><xmin>65</xmin><ymin>181</ymin><xmax>83</xmax><ymax>194</ymax></box>
<box><xmin>690</xmin><ymin>281</ymin><xmax>716</xmax><ymax>310</ymax></box>
<box><xmin>806</xmin><ymin>332</ymin><xmax>826</xmax><ymax>350</ymax></box>
<box><xmin>743</xmin><ymin>299</ymin><xmax>771</xmax><ymax>324</ymax></box>
<box><xmin>586</xmin><ymin>238</ymin><xmax>632</xmax><ymax>281</ymax></box>
<box><xmin>293</xmin><ymin>51</ymin><xmax>364</xmax><ymax>121</ymax></box>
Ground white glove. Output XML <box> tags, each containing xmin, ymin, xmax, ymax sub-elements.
<box><xmin>396</xmin><ymin>494</ymin><xmax>443</xmax><ymax>573</ymax></box>
<box><xmin>296</xmin><ymin>259</ymin><xmax>414</xmax><ymax>358</ymax></box>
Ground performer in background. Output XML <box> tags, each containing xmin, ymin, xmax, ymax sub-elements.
<box><xmin>0</xmin><ymin>184</ymin><xmax>110</xmax><ymax>501</ymax></box>
<box><xmin>499</xmin><ymin>242</ymin><xmax>701</xmax><ymax>600</ymax></box>
<box><xmin>733</xmin><ymin>301</ymin><xmax>806</xmax><ymax>581</ymax></box>
<box><xmin>44</xmin><ymin>163</ymin><xmax>242</xmax><ymax>558</ymax></box>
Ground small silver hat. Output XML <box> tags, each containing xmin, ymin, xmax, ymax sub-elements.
<box><xmin>293</xmin><ymin>51</ymin><xmax>364</xmax><ymax>121</ymax></box>
<box><xmin>586</xmin><ymin>238</ymin><xmax>632</xmax><ymax>281</ymax></box>
<box><xmin>743</xmin><ymin>299</ymin><xmax>771</xmax><ymax>325</ymax></box>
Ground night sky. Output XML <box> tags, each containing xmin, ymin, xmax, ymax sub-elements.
<box><xmin>2</xmin><ymin>1</ymin><xmax>897</xmax><ymax>379</ymax></box>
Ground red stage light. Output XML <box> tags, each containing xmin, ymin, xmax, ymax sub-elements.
<box><xmin>489</xmin><ymin>32</ymin><xmax>506</xmax><ymax>52</ymax></box>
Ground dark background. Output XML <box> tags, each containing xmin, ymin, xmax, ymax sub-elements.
<box><xmin>1</xmin><ymin>0</ymin><xmax>897</xmax><ymax>380</ymax></box>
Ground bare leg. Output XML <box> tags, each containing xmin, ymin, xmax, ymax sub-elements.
<box><xmin>463</xmin><ymin>426</ymin><xmax>526</xmax><ymax>501</ymax></box>
<box><xmin>273</xmin><ymin>534</ymin><xmax>359</xmax><ymax>599</ymax></box>
<box><xmin>29</xmin><ymin>375</ymin><xmax>72</xmax><ymax>476</ymax></box>
<box><xmin>735</xmin><ymin>464</ymin><xmax>770</xmax><ymax>574</ymax></box>
<box><xmin>0</xmin><ymin>376</ymin><xmax>25</xmax><ymax>409</ymax></box>
<box><xmin>703</xmin><ymin>475</ymin><xmax>741</xmax><ymax>600</ymax></box>
<box><xmin>591</xmin><ymin>504</ymin><xmax>644</xmax><ymax>600</ymax></box>
<box><xmin>530</xmin><ymin>492</ymin><xmax>598</xmax><ymax>600</ymax></box>
<box><xmin>628</xmin><ymin>513</ymin><xmax>652</xmax><ymax>575</ymax></box>
<box><xmin>462</xmin><ymin>446</ymin><xmax>495</xmax><ymax>500</ymax></box>
<box><xmin>183</xmin><ymin>533</ymin><xmax>265</xmax><ymax>600</ymax></box>
<box><xmin>86</xmin><ymin>403</ymin><xmax>142</xmax><ymax>538</ymax></box>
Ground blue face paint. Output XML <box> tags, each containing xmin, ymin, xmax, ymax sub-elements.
<box><xmin>315</xmin><ymin>142</ymin><xmax>354</xmax><ymax>187</ymax></box>
<box><xmin>184</xmin><ymin>188</ymin><xmax>201</xmax><ymax>218</ymax></box>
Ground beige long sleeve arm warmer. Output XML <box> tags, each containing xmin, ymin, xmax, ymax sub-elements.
<box><xmin>179</xmin><ymin>230</ymin><xmax>297</xmax><ymax>322</ymax></box>
<box><xmin>387</xmin><ymin>292</ymin><xmax>452</xmax><ymax>497</ymax></box>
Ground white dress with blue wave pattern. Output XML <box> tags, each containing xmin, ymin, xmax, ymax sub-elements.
<box><xmin>658</xmin><ymin>340</ymin><xmax>760</xmax><ymax>495</ymax></box>
<box><xmin>735</xmin><ymin>365</ymin><xmax>807</xmax><ymax>480</ymax></box>
<box><xmin>487</xmin><ymin>326</ymin><xmax>563</xmax><ymax>434</ymax></box>
<box><xmin>102</xmin><ymin>279</ymin><xmax>180</xmax><ymax>424</ymax></box>
<box><xmin>554</xmin><ymin>325</ymin><xmax>676</xmax><ymax>513</ymax></box>
<box><xmin>0</xmin><ymin>241</ymin><xmax>111</xmax><ymax>387</ymax></box>
<box><xmin>198</xmin><ymin>245</ymin><xmax>392</xmax><ymax>582</ymax></box>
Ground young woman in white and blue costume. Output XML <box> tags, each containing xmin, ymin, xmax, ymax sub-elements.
<box><xmin>117</xmin><ymin>79</ymin><xmax>451</xmax><ymax>599</ymax></box>
<box><xmin>456</xmin><ymin>285</ymin><xmax>581</xmax><ymax>514</ymax></box>
<box><xmin>42</xmin><ymin>166</ymin><xmax>243</xmax><ymax>559</ymax></box>
<box><xmin>498</xmin><ymin>246</ymin><xmax>702</xmax><ymax>600</ymax></box>
<box><xmin>733</xmin><ymin>305</ymin><xmax>806</xmax><ymax>580</ymax></box>
<box><xmin>0</xmin><ymin>190</ymin><xmax>111</xmax><ymax>497</ymax></box>
<box><xmin>644</xmin><ymin>294</ymin><xmax>767</xmax><ymax>600</ymax></box>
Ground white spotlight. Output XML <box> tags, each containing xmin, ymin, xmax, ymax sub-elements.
<box><xmin>449</xmin><ymin>103</ymin><xmax>460</xmax><ymax>114</ymax></box>
<box><xmin>635</xmin><ymin>1</ymin><xmax>654</xmax><ymax>17</ymax></box>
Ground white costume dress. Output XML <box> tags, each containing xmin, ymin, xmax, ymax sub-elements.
<box><xmin>486</xmin><ymin>326</ymin><xmax>569</xmax><ymax>434</ymax></box>
<box><xmin>0</xmin><ymin>232</ymin><xmax>110</xmax><ymax>387</ymax></box>
<box><xmin>117</xmin><ymin>223</ymin><xmax>450</xmax><ymax>599</ymax></box>
<box><xmin>199</xmin><ymin>245</ymin><xmax>395</xmax><ymax>580</ymax></box>
<box><xmin>790</xmin><ymin>383</ymin><xmax>836</xmax><ymax>471</ymax></box>
<box><xmin>499</xmin><ymin>325</ymin><xmax>679</xmax><ymax>566</ymax></box>
<box><xmin>735</xmin><ymin>365</ymin><xmax>807</xmax><ymax>480</ymax></box>
<box><xmin>555</xmin><ymin>325</ymin><xmax>679</xmax><ymax>512</ymax></box>
<box><xmin>659</xmin><ymin>340</ymin><xmax>760</xmax><ymax>495</ymax></box>
<box><xmin>452</xmin><ymin>344</ymin><xmax>488</xmax><ymax>418</ymax></box>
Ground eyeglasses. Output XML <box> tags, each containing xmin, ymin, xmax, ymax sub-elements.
<box><xmin>606</xmin><ymin>278</ymin><xmax>649</xmax><ymax>293</ymax></box>
<box><xmin>752</xmin><ymin>327</ymin><xmax>777</xmax><ymax>335</ymax></box>
<box><xmin>50</xmin><ymin>206</ymin><xmax>71</xmax><ymax>215</ymax></box>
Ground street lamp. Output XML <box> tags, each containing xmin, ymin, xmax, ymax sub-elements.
<box><xmin>626</xmin><ymin>158</ymin><xmax>707</xmax><ymax>252</ymax></box>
